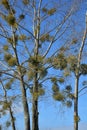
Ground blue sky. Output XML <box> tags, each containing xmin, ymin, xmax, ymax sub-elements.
<box><xmin>38</xmin><ymin>94</ymin><xmax>87</xmax><ymax>130</ymax></box>
<box><xmin>0</xmin><ymin>0</ymin><xmax>87</xmax><ymax>130</ymax></box>
<box><xmin>9</xmin><ymin>93</ymin><xmax>87</xmax><ymax>130</ymax></box>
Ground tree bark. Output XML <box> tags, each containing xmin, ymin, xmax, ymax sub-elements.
<box><xmin>11</xmin><ymin>29</ymin><xmax>31</xmax><ymax>130</ymax></box>
<box><xmin>0</xmin><ymin>81</ymin><xmax>16</xmax><ymax>130</ymax></box>
<box><xmin>32</xmin><ymin>100</ymin><xmax>39</xmax><ymax>130</ymax></box>
<box><xmin>32</xmin><ymin>73</ymin><xmax>39</xmax><ymax>130</ymax></box>
<box><xmin>74</xmin><ymin>76</ymin><xmax>79</xmax><ymax>130</ymax></box>
<box><xmin>9</xmin><ymin>107</ymin><xmax>16</xmax><ymax>130</ymax></box>
<box><xmin>74</xmin><ymin>12</ymin><xmax>87</xmax><ymax>130</ymax></box>
<box><xmin>20</xmin><ymin>76</ymin><xmax>30</xmax><ymax>130</ymax></box>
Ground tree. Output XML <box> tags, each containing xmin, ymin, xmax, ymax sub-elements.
<box><xmin>0</xmin><ymin>0</ymin><xmax>30</xmax><ymax>130</ymax></box>
<box><xmin>49</xmin><ymin>6</ymin><xmax>87</xmax><ymax>130</ymax></box>
<box><xmin>0</xmin><ymin>80</ymin><xmax>16</xmax><ymax>130</ymax></box>
<box><xmin>0</xmin><ymin>0</ymin><xmax>82</xmax><ymax>130</ymax></box>
<box><xmin>73</xmin><ymin>11</ymin><xmax>87</xmax><ymax>130</ymax></box>
<box><xmin>62</xmin><ymin>11</ymin><xmax>87</xmax><ymax>130</ymax></box>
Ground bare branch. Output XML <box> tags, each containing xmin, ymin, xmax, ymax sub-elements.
<box><xmin>43</xmin><ymin>8</ymin><xmax>73</xmax><ymax>57</ymax></box>
<box><xmin>79</xmin><ymin>86</ymin><xmax>87</xmax><ymax>93</ymax></box>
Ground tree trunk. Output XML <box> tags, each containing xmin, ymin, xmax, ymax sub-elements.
<box><xmin>13</xmin><ymin>46</ymin><xmax>31</xmax><ymax>130</ymax></box>
<box><xmin>9</xmin><ymin>107</ymin><xmax>16</xmax><ymax>130</ymax></box>
<box><xmin>74</xmin><ymin>76</ymin><xmax>79</xmax><ymax>130</ymax></box>
<box><xmin>32</xmin><ymin>72</ymin><xmax>39</xmax><ymax>130</ymax></box>
<box><xmin>20</xmin><ymin>76</ymin><xmax>30</xmax><ymax>130</ymax></box>
<box><xmin>74</xmin><ymin>12</ymin><xmax>87</xmax><ymax>130</ymax></box>
<box><xmin>32</xmin><ymin>100</ymin><xmax>39</xmax><ymax>130</ymax></box>
<box><xmin>0</xmin><ymin>81</ymin><xmax>16</xmax><ymax>130</ymax></box>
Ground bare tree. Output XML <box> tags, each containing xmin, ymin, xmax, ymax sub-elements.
<box><xmin>74</xmin><ymin>11</ymin><xmax>87</xmax><ymax>130</ymax></box>
<box><xmin>0</xmin><ymin>80</ymin><xmax>16</xmax><ymax>130</ymax></box>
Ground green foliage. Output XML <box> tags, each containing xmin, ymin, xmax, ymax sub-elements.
<box><xmin>67</xmin><ymin>55</ymin><xmax>77</xmax><ymax>64</ymax></box>
<box><xmin>5</xmin><ymin>82</ymin><xmax>11</xmax><ymax>89</ymax></box>
<box><xmin>29</xmin><ymin>55</ymin><xmax>43</xmax><ymax>69</ymax></box>
<box><xmin>63</xmin><ymin>69</ymin><xmax>70</xmax><ymax>77</ymax></box>
<box><xmin>32</xmin><ymin>88</ymin><xmax>45</xmax><ymax>100</ymax></box>
<box><xmin>3</xmin><ymin>45</ymin><xmax>9</xmax><ymax>51</ymax></box>
<box><xmin>53</xmin><ymin>53</ymin><xmax>67</xmax><ymax>70</ymax></box>
<box><xmin>42</xmin><ymin>8</ymin><xmax>48</xmax><ymax>13</ymax></box>
<box><xmin>68</xmin><ymin>93</ymin><xmax>74</xmax><ymax>100</ymax></box>
<box><xmin>65</xmin><ymin>85</ymin><xmax>72</xmax><ymax>92</ymax></box>
<box><xmin>27</xmin><ymin>71</ymin><xmax>34</xmax><ymax>81</ymax></box>
<box><xmin>4</xmin><ymin>54</ymin><xmax>12</xmax><ymax>62</ymax></box>
<box><xmin>38</xmin><ymin>88</ymin><xmax>45</xmax><ymax>96</ymax></box>
<box><xmin>5</xmin><ymin>78</ymin><xmax>14</xmax><ymax>89</ymax></box>
<box><xmin>52</xmin><ymin>85</ymin><xmax>59</xmax><ymax>92</ymax></box>
<box><xmin>17</xmin><ymin>66</ymin><xmax>26</xmax><ymax>76</ymax></box>
<box><xmin>71</xmin><ymin>38</ymin><xmax>78</xmax><ymax>44</ymax></box>
<box><xmin>7</xmin><ymin>37</ymin><xmax>13</xmax><ymax>44</ymax></box>
<box><xmin>4</xmin><ymin>53</ymin><xmax>17</xmax><ymax>67</ymax></box>
<box><xmin>67</xmin><ymin>55</ymin><xmax>77</xmax><ymax>72</ymax></box>
<box><xmin>51</xmin><ymin>77</ymin><xmax>57</xmax><ymax>83</ymax></box>
<box><xmin>39</xmin><ymin>67</ymin><xmax>48</xmax><ymax>78</ymax></box>
<box><xmin>53</xmin><ymin>92</ymin><xmax>64</xmax><ymax>101</ymax></box>
<box><xmin>52</xmin><ymin>78</ymin><xmax>60</xmax><ymax>97</ymax></box>
<box><xmin>8</xmin><ymin>35</ymin><xmax>18</xmax><ymax>45</ymax></box>
<box><xmin>80</xmin><ymin>64</ymin><xmax>87</xmax><ymax>75</ymax></box>
<box><xmin>19</xmin><ymin>14</ymin><xmax>25</xmax><ymax>20</ymax></box>
<box><xmin>47</xmin><ymin>8</ymin><xmax>56</xmax><ymax>15</ymax></box>
<box><xmin>42</xmin><ymin>7</ymin><xmax>56</xmax><ymax>15</ymax></box>
<box><xmin>3</xmin><ymin>102</ymin><xmax>11</xmax><ymax>110</ymax></box>
<box><xmin>2</xmin><ymin>0</ymin><xmax>10</xmax><ymax>10</ymax></box>
<box><xmin>47</xmin><ymin>57</ymin><xmax>52</xmax><ymax>64</ymax></box>
<box><xmin>40</xmin><ymin>34</ymin><xmax>53</xmax><ymax>42</ymax></box>
<box><xmin>22</xmin><ymin>0</ymin><xmax>29</xmax><ymax>5</ymax></box>
<box><xmin>65</xmin><ymin>100</ymin><xmax>72</xmax><ymax>108</ymax></box>
<box><xmin>6</xmin><ymin>14</ymin><xmax>16</xmax><ymax>26</ymax></box>
<box><xmin>19</xmin><ymin>34</ymin><xmax>27</xmax><ymax>41</ymax></box>
<box><xmin>7</xmin><ymin>57</ymin><xmax>17</xmax><ymax>67</ymax></box>
<box><xmin>58</xmin><ymin>78</ymin><xmax>64</xmax><ymax>83</ymax></box>
<box><xmin>60</xmin><ymin>47</ymin><xmax>68</xmax><ymax>52</ymax></box>
<box><xmin>30</xmin><ymin>83</ymin><xmax>45</xmax><ymax>99</ymax></box>
<box><xmin>74</xmin><ymin>115</ymin><xmax>80</xmax><ymax>122</ymax></box>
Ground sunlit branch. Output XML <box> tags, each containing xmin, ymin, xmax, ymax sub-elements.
<box><xmin>18</xmin><ymin>23</ymin><xmax>36</xmax><ymax>40</ymax></box>
<box><xmin>40</xmin><ymin>75</ymin><xmax>62</xmax><ymax>84</ymax></box>
<box><xmin>0</xmin><ymin>71</ymin><xmax>31</xmax><ymax>89</ymax></box>
<box><xmin>0</xmin><ymin>61</ymin><xmax>12</xmax><ymax>70</ymax></box>
<box><xmin>43</xmin><ymin>9</ymin><xmax>73</xmax><ymax>57</ymax></box>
